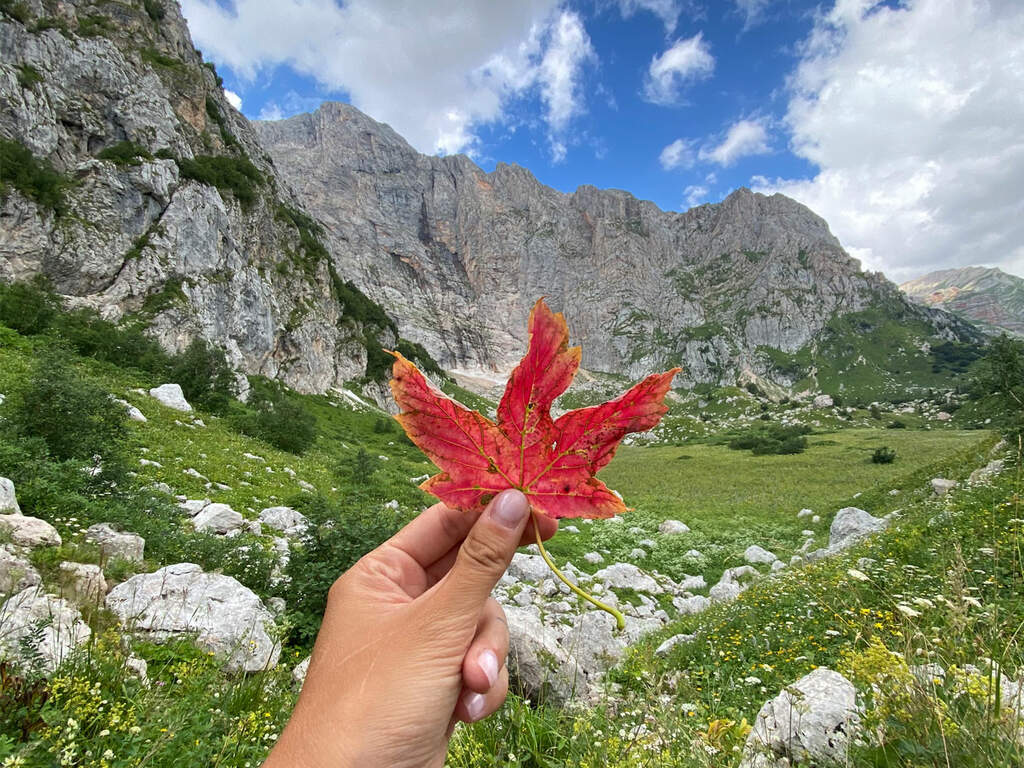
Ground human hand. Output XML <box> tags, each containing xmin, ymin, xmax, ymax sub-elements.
<box><xmin>263</xmin><ymin>488</ymin><xmax>558</xmax><ymax>768</ymax></box>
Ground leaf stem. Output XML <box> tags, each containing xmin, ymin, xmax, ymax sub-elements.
<box><xmin>531</xmin><ymin>512</ymin><xmax>626</xmax><ymax>631</ymax></box>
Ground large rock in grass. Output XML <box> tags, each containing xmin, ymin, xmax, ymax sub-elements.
<box><xmin>504</xmin><ymin>606</ymin><xmax>581</xmax><ymax>706</ymax></box>
<box><xmin>191</xmin><ymin>503</ymin><xmax>244</xmax><ymax>535</ymax></box>
<box><xmin>744</xmin><ymin>545</ymin><xmax>779</xmax><ymax>565</ymax></box>
<box><xmin>0</xmin><ymin>587</ymin><xmax>91</xmax><ymax>674</ymax></box>
<box><xmin>0</xmin><ymin>478</ymin><xmax>21</xmax><ymax>514</ymax></box>
<box><xmin>592</xmin><ymin>563</ymin><xmax>662</xmax><ymax>594</ymax></box>
<box><xmin>739</xmin><ymin>668</ymin><xmax>860</xmax><ymax>768</ymax></box>
<box><xmin>258</xmin><ymin>506</ymin><xmax>309</xmax><ymax>537</ymax></box>
<box><xmin>58</xmin><ymin>562</ymin><xmax>107</xmax><ymax>605</ymax></box>
<box><xmin>709</xmin><ymin>565</ymin><xmax>758</xmax><ymax>603</ymax></box>
<box><xmin>106</xmin><ymin>563</ymin><xmax>280</xmax><ymax>673</ymax></box>
<box><xmin>0</xmin><ymin>545</ymin><xmax>41</xmax><ymax>594</ymax></box>
<box><xmin>84</xmin><ymin>523</ymin><xmax>145</xmax><ymax>563</ymax></box>
<box><xmin>148</xmin><ymin>384</ymin><xmax>193</xmax><ymax>412</ymax></box>
<box><xmin>507</xmin><ymin>553</ymin><xmax>550</xmax><ymax>584</ymax></box>
<box><xmin>0</xmin><ymin>514</ymin><xmax>61</xmax><ymax>549</ymax></box>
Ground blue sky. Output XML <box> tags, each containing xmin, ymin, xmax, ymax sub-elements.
<box><xmin>180</xmin><ymin>0</ymin><xmax>1024</xmax><ymax>282</ymax></box>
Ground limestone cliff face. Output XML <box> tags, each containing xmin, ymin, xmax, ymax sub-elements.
<box><xmin>254</xmin><ymin>102</ymin><xmax>972</xmax><ymax>387</ymax></box>
<box><xmin>0</xmin><ymin>0</ymin><xmax>387</xmax><ymax>393</ymax></box>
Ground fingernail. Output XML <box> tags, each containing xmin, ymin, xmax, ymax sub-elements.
<box><xmin>479</xmin><ymin>649</ymin><xmax>499</xmax><ymax>687</ymax></box>
<box><xmin>490</xmin><ymin>489</ymin><xmax>528</xmax><ymax>529</ymax></box>
<box><xmin>463</xmin><ymin>691</ymin><xmax>486</xmax><ymax>722</ymax></box>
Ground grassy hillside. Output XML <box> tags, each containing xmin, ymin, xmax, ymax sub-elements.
<box><xmin>0</xmin><ymin>297</ymin><xmax>1018</xmax><ymax>766</ymax></box>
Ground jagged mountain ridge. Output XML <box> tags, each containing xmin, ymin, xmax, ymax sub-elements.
<box><xmin>0</xmin><ymin>0</ymin><xmax>415</xmax><ymax>399</ymax></box>
<box><xmin>254</xmin><ymin>102</ymin><xmax>975</xmax><ymax>388</ymax></box>
<box><xmin>901</xmin><ymin>267</ymin><xmax>1024</xmax><ymax>337</ymax></box>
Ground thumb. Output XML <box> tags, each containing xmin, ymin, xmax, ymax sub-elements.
<box><xmin>437</xmin><ymin>489</ymin><xmax>531</xmax><ymax>616</ymax></box>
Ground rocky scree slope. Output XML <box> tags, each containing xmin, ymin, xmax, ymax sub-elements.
<box><xmin>255</xmin><ymin>101</ymin><xmax>976</xmax><ymax>389</ymax></box>
<box><xmin>0</xmin><ymin>0</ymin><xmax>425</xmax><ymax>397</ymax></box>
<box><xmin>902</xmin><ymin>266</ymin><xmax>1024</xmax><ymax>337</ymax></box>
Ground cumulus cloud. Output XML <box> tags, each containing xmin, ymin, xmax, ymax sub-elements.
<box><xmin>699</xmin><ymin>118</ymin><xmax>770</xmax><ymax>166</ymax></box>
<box><xmin>180</xmin><ymin>0</ymin><xmax>595</xmax><ymax>159</ymax></box>
<box><xmin>755</xmin><ymin>0</ymin><xmax>1024</xmax><ymax>281</ymax></box>
<box><xmin>643</xmin><ymin>33</ymin><xmax>714</xmax><ymax>105</ymax></box>
<box><xmin>683</xmin><ymin>184</ymin><xmax>708</xmax><ymax>207</ymax></box>
<box><xmin>223</xmin><ymin>89</ymin><xmax>242</xmax><ymax>111</ymax></box>
<box><xmin>659</xmin><ymin>137</ymin><xmax>696</xmax><ymax>169</ymax></box>
<box><xmin>615</xmin><ymin>0</ymin><xmax>684</xmax><ymax>32</ymax></box>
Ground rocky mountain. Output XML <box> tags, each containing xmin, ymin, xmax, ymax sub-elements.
<box><xmin>0</xmin><ymin>0</ymin><xmax>979</xmax><ymax>403</ymax></box>
<box><xmin>0</xmin><ymin>0</ymin><xmax>429</xmax><ymax>400</ymax></box>
<box><xmin>901</xmin><ymin>267</ymin><xmax>1024</xmax><ymax>337</ymax></box>
<box><xmin>254</xmin><ymin>102</ymin><xmax>977</xmax><ymax>392</ymax></box>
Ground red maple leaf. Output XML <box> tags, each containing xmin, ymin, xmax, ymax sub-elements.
<box><xmin>389</xmin><ymin>298</ymin><xmax>680</xmax><ymax>519</ymax></box>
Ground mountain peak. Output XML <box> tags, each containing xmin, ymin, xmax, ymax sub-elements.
<box><xmin>902</xmin><ymin>266</ymin><xmax>1024</xmax><ymax>336</ymax></box>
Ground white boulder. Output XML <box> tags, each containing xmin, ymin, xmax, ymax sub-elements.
<box><xmin>592</xmin><ymin>563</ymin><xmax>662</xmax><ymax>594</ymax></box>
<box><xmin>84</xmin><ymin>523</ymin><xmax>145</xmax><ymax>563</ymax></box>
<box><xmin>0</xmin><ymin>545</ymin><xmax>41</xmax><ymax>594</ymax></box>
<box><xmin>740</xmin><ymin>668</ymin><xmax>860</xmax><ymax>768</ymax></box>
<box><xmin>828</xmin><ymin>507</ymin><xmax>888</xmax><ymax>551</ymax></box>
<box><xmin>0</xmin><ymin>477</ymin><xmax>21</xmax><ymax>514</ymax></box>
<box><xmin>58</xmin><ymin>562</ymin><xmax>107</xmax><ymax>605</ymax></box>
<box><xmin>930</xmin><ymin>477</ymin><xmax>957</xmax><ymax>496</ymax></box>
<box><xmin>148</xmin><ymin>384</ymin><xmax>193</xmax><ymax>412</ymax></box>
<box><xmin>106</xmin><ymin>563</ymin><xmax>280</xmax><ymax>673</ymax></box>
<box><xmin>507</xmin><ymin>553</ymin><xmax>551</xmax><ymax>584</ymax></box>
<box><xmin>192</xmin><ymin>503</ymin><xmax>244</xmax><ymax>535</ymax></box>
<box><xmin>258</xmin><ymin>506</ymin><xmax>309</xmax><ymax>537</ymax></box>
<box><xmin>0</xmin><ymin>514</ymin><xmax>61</xmax><ymax>549</ymax></box>
<box><xmin>658</xmin><ymin>519</ymin><xmax>690</xmax><ymax>535</ymax></box>
<box><xmin>813</xmin><ymin>394</ymin><xmax>834</xmax><ymax>408</ymax></box>
<box><xmin>744</xmin><ymin>545</ymin><xmax>779</xmax><ymax>565</ymax></box>
<box><xmin>0</xmin><ymin>587</ymin><xmax>91</xmax><ymax>673</ymax></box>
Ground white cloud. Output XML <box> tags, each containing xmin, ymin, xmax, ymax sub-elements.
<box><xmin>755</xmin><ymin>0</ymin><xmax>1024</xmax><ymax>281</ymax></box>
<box><xmin>659</xmin><ymin>137</ymin><xmax>696</xmax><ymax>169</ymax></box>
<box><xmin>180</xmin><ymin>0</ymin><xmax>595</xmax><ymax>159</ymax></box>
<box><xmin>735</xmin><ymin>0</ymin><xmax>773</xmax><ymax>30</ymax></box>
<box><xmin>643</xmin><ymin>33</ymin><xmax>714</xmax><ymax>105</ymax></box>
<box><xmin>223</xmin><ymin>89</ymin><xmax>242</xmax><ymax>111</ymax></box>
<box><xmin>615</xmin><ymin>0</ymin><xmax>683</xmax><ymax>33</ymax></box>
<box><xmin>683</xmin><ymin>184</ymin><xmax>708</xmax><ymax>207</ymax></box>
<box><xmin>699</xmin><ymin>118</ymin><xmax>770</xmax><ymax>166</ymax></box>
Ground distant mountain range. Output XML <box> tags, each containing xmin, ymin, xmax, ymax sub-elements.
<box><xmin>901</xmin><ymin>267</ymin><xmax>1024</xmax><ymax>337</ymax></box>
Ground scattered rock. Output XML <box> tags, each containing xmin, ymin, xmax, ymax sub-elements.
<box><xmin>629</xmin><ymin>548</ymin><xmax>647</xmax><ymax>560</ymax></box>
<box><xmin>797</xmin><ymin>508</ymin><xmax>813</xmax><ymax>518</ymax></box>
<box><xmin>508</xmin><ymin>553</ymin><xmax>551</xmax><ymax>583</ymax></box>
<box><xmin>0</xmin><ymin>587</ymin><xmax>91</xmax><ymax>674</ymax></box>
<box><xmin>583</xmin><ymin>552</ymin><xmax>604</xmax><ymax>565</ymax></box>
<box><xmin>178</xmin><ymin>499</ymin><xmax>211</xmax><ymax>517</ymax></box>
<box><xmin>192</xmin><ymin>503</ymin><xmax>244</xmax><ymax>535</ymax></box>
<box><xmin>828</xmin><ymin>507</ymin><xmax>888</xmax><ymax>551</ymax></box>
<box><xmin>744</xmin><ymin>545</ymin><xmax>779</xmax><ymax>565</ymax></box>
<box><xmin>655</xmin><ymin>633</ymin><xmax>696</xmax><ymax>657</ymax></box>
<box><xmin>292</xmin><ymin>656</ymin><xmax>311</xmax><ymax>687</ymax></box>
<box><xmin>243</xmin><ymin>453</ymin><xmax>266</xmax><ymax>462</ymax></box>
<box><xmin>930</xmin><ymin>478</ymin><xmax>957</xmax><ymax>496</ymax></box>
<box><xmin>0</xmin><ymin>545</ymin><xmax>42</xmax><ymax>594</ymax></box>
<box><xmin>562</xmin><ymin>525</ymin><xmax>580</xmax><ymax>534</ymax></box>
<box><xmin>709</xmin><ymin>566</ymin><xmax>758</xmax><ymax>603</ymax></box>
<box><xmin>969</xmin><ymin>459</ymin><xmax>1004</xmax><ymax>485</ymax></box>
<box><xmin>106</xmin><ymin>563</ymin><xmax>280</xmax><ymax>673</ymax></box>
<box><xmin>1</xmin><ymin>477</ymin><xmax>22</xmax><ymax>514</ymax></box>
<box><xmin>266</xmin><ymin>597</ymin><xmax>287</xmax><ymax>617</ymax></box>
<box><xmin>676</xmin><ymin>574</ymin><xmax>707</xmax><ymax>592</ymax></box>
<box><xmin>183</xmin><ymin>468</ymin><xmax>209</xmax><ymax>482</ymax></box>
<box><xmin>0</xmin><ymin>514</ymin><xmax>61</xmax><ymax>549</ymax></box>
<box><xmin>112</xmin><ymin>398</ymin><xmax>147</xmax><ymax>422</ymax></box>
<box><xmin>505</xmin><ymin>606</ymin><xmax>581</xmax><ymax>706</ymax></box>
<box><xmin>259</xmin><ymin>506</ymin><xmax>309</xmax><ymax>537</ymax></box>
<box><xmin>684</xmin><ymin>549</ymin><xmax>704</xmax><ymax>559</ymax></box>
<box><xmin>770</xmin><ymin>560</ymin><xmax>786</xmax><ymax>572</ymax></box>
<box><xmin>84</xmin><ymin>523</ymin><xmax>146</xmax><ymax>563</ymax></box>
<box><xmin>811</xmin><ymin>514</ymin><xmax>821</xmax><ymax>524</ymax></box>
<box><xmin>592</xmin><ymin>563</ymin><xmax>662</xmax><ymax>594</ymax></box>
<box><xmin>126</xmin><ymin>655</ymin><xmax>149</xmax><ymax>683</ymax></box>
<box><xmin>813</xmin><ymin>394</ymin><xmax>833</xmax><ymax>408</ymax></box>
<box><xmin>139</xmin><ymin>458</ymin><xmax>162</xmax><ymax>468</ymax></box>
<box><xmin>740</xmin><ymin>668</ymin><xmax>860</xmax><ymax>768</ymax></box>
<box><xmin>658</xmin><ymin>519</ymin><xmax>690</xmax><ymax>535</ymax></box>
<box><xmin>58</xmin><ymin>562</ymin><xmax>107</xmax><ymax>605</ymax></box>
<box><xmin>148</xmin><ymin>384</ymin><xmax>193</xmax><ymax>412</ymax></box>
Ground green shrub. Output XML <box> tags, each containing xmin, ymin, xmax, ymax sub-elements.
<box><xmin>7</xmin><ymin>347</ymin><xmax>128</xmax><ymax>468</ymax></box>
<box><xmin>96</xmin><ymin>140</ymin><xmax>153</xmax><ymax>166</ymax></box>
<box><xmin>0</xmin><ymin>1</ymin><xmax>29</xmax><ymax>23</ymax></box>
<box><xmin>177</xmin><ymin>154</ymin><xmax>262</xmax><ymax>207</ymax></box>
<box><xmin>0</xmin><ymin>275</ymin><xmax>59</xmax><ymax>334</ymax></box>
<box><xmin>204</xmin><ymin>95</ymin><xmax>240</xmax><ymax>149</ymax></box>
<box><xmin>140</xmin><ymin>46</ymin><xmax>185</xmax><ymax>71</ymax></box>
<box><xmin>372</xmin><ymin>417</ymin><xmax>395</xmax><ymax>434</ymax></box>
<box><xmin>233</xmin><ymin>384</ymin><xmax>317</xmax><ymax>454</ymax></box>
<box><xmin>278</xmin><ymin>495</ymin><xmax>400</xmax><ymax>646</ymax></box>
<box><xmin>202</xmin><ymin>60</ymin><xmax>223</xmax><ymax>86</ymax></box>
<box><xmin>76</xmin><ymin>13</ymin><xmax>113</xmax><ymax>36</ymax></box>
<box><xmin>887</xmin><ymin>419</ymin><xmax>907</xmax><ymax>429</ymax></box>
<box><xmin>727</xmin><ymin>424</ymin><xmax>811</xmax><ymax>455</ymax></box>
<box><xmin>872</xmin><ymin>446</ymin><xmax>897</xmax><ymax>464</ymax></box>
<box><xmin>143</xmin><ymin>0</ymin><xmax>165</xmax><ymax>22</ymax></box>
<box><xmin>971</xmin><ymin>333</ymin><xmax>1024</xmax><ymax>437</ymax></box>
<box><xmin>0</xmin><ymin>138</ymin><xmax>70</xmax><ymax>214</ymax></box>
<box><xmin>167</xmin><ymin>337</ymin><xmax>237</xmax><ymax>415</ymax></box>
<box><xmin>395</xmin><ymin>338</ymin><xmax>444</xmax><ymax>379</ymax></box>
<box><xmin>15</xmin><ymin>64</ymin><xmax>42</xmax><ymax>89</ymax></box>
<box><xmin>51</xmin><ymin>306</ymin><xmax>171</xmax><ymax>374</ymax></box>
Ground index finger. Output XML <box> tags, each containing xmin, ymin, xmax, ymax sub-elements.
<box><xmin>386</xmin><ymin>500</ymin><xmax>559</xmax><ymax>570</ymax></box>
